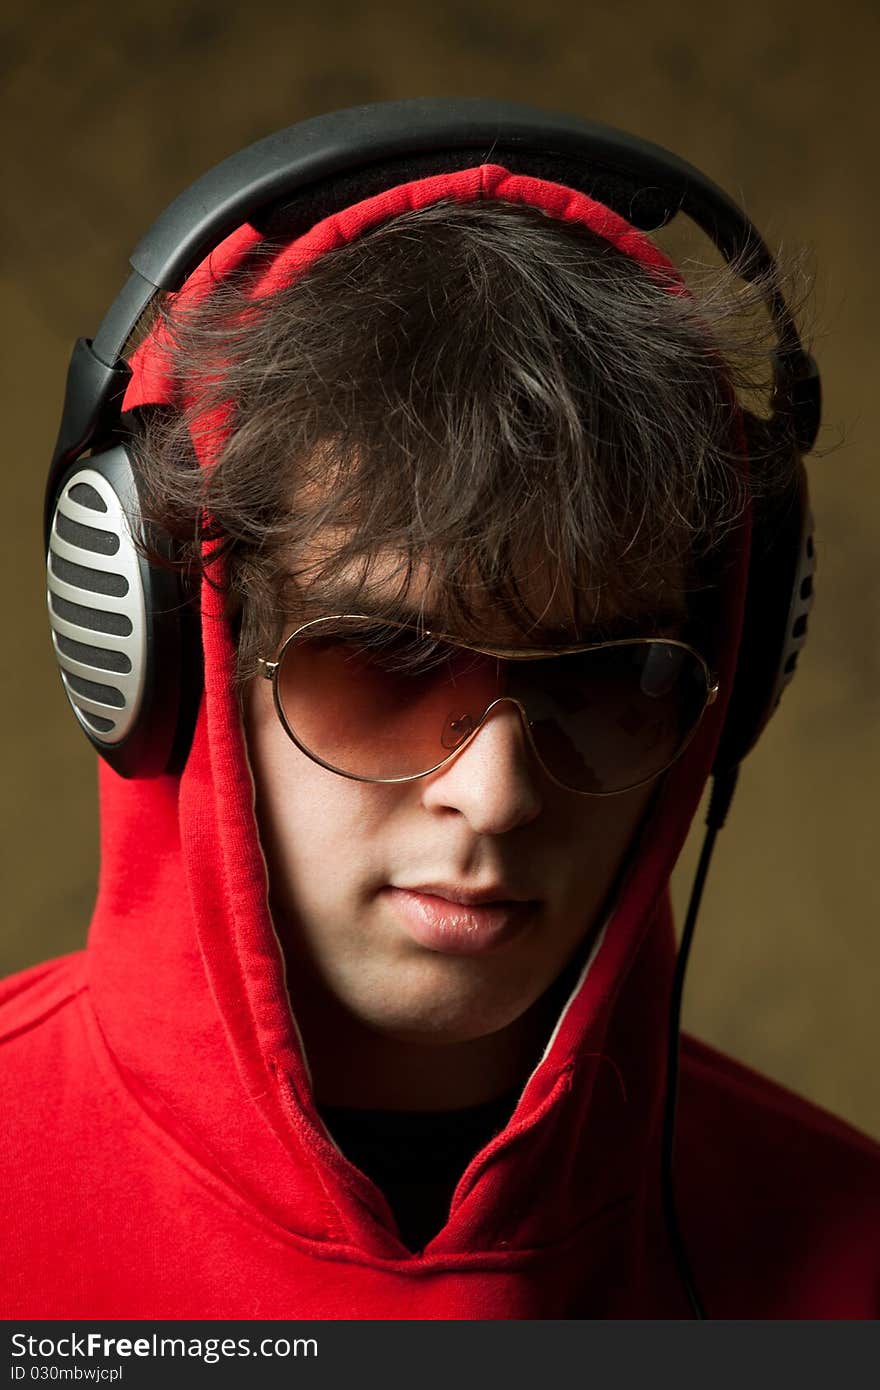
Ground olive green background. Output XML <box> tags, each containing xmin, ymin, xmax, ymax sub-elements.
<box><xmin>3</xmin><ymin>0</ymin><xmax>877</xmax><ymax>1139</ymax></box>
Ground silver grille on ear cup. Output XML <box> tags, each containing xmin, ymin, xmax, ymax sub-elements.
<box><xmin>774</xmin><ymin>508</ymin><xmax>816</xmax><ymax>704</ymax></box>
<box><xmin>47</xmin><ymin>465</ymin><xmax>147</xmax><ymax>745</ymax></box>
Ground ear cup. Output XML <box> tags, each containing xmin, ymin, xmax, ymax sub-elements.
<box><xmin>46</xmin><ymin>437</ymin><xmax>202</xmax><ymax>778</ymax></box>
<box><xmin>713</xmin><ymin>457</ymin><xmax>815</xmax><ymax>774</ymax></box>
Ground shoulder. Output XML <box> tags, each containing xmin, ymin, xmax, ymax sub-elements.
<box><xmin>0</xmin><ymin>951</ymin><xmax>108</xmax><ymax>1199</ymax></box>
<box><xmin>676</xmin><ymin>1033</ymin><xmax>880</xmax><ymax>1317</ymax></box>
<box><xmin>680</xmin><ymin>1032</ymin><xmax>879</xmax><ymax>1162</ymax></box>
<box><xmin>0</xmin><ymin>952</ymin><xmax>91</xmax><ymax>1098</ymax></box>
<box><xmin>0</xmin><ymin>952</ymin><xmax>88</xmax><ymax>1044</ymax></box>
<box><xmin>0</xmin><ymin>951</ymin><xmax>88</xmax><ymax>1039</ymax></box>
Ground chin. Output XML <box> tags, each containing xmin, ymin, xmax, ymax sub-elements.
<box><xmin>351</xmin><ymin>977</ymin><xmax>541</xmax><ymax>1048</ymax></box>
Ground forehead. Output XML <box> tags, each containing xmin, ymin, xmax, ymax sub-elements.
<box><xmin>286</xmin><ymin>528</ymin><xmax>687</xmax><ymax>645</ymax></box>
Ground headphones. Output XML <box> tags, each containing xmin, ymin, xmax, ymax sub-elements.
<box><xmin>45</xmin><ymin>97</ymin><xmax>819</xmax><ymax>782</ymax></box>
<box><xmin>44</xmin><ymin>99</ymin><xmax>822</xmax><ymax>1317</ymax></box>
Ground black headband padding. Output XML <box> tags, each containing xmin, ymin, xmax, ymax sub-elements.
<box><xmin>131</xmin><ymin>100</ymin><xmax>751</xmax><ymax>290</ymax></box>
<box><xmin>249</xmin><ymin>148</ymin><xmax>679</xmax><ymax>243</ymax></box>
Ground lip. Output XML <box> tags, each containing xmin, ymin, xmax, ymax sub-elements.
<box><xmin>383</xmin><ymin>886</ymin><xmax>539</xmax><ymax>956</ymax></box>
<box><xmin>394</xmin><ymin>882</ymin><xmax>533</xmax><ymax>906</ymax></box>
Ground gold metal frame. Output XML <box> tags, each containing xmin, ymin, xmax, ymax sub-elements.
<box><xmin>258</xmin><ymin>614</ymin><xmax>720</xmax><ymax>798</ymax></box>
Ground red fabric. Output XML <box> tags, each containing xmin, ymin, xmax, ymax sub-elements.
<box><xmin>2</xmin><ymin>168</ymin><xmax>878</xmax><ymax>1319</ymax></box>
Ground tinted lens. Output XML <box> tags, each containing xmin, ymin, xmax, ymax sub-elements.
<box><xmin>508</xmin><ymin>641</ymin><xmax>710</xmax><ymax>793</ymax></box>
<box><xmin>274</xmin><ymin>621</ymin><xmax>710</xmax><ymax>794</ymax></box>
<box><xmin>275</xmin><ymin>619</ymin><xmax>502</xmax><ymax>781</ymax></box>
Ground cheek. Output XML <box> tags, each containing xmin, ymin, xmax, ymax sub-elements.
<box><xmin>593</xmin><ymin>782</ymin><xmax>658</xmax><ymax>850</ymax></box>
<box><xmin>243</xmin><ymin>677</ymin><xmax>392</xmax><ymax>895</ymax></box>
<box><xmin>554</xmin><ymin>780</ymin><xmax>660</xmax><ymax>901</ymax></box>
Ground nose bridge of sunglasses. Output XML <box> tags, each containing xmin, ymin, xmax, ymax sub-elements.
<box><xmin>439</xmin><ymin>695</ymin><xmax>533</xmax><ymax>755</ymax></box>
<box><xmin>437</xmin><ymin>695</ymin><xmax>605</xmax><ymax>797</ymax></box>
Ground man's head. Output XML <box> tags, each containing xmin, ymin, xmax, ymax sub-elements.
<box><xmin>138</xmin><ymin>196</ymin><xmax>755</xmax><ymax>677</ymax></box>
<box><xmin>133</xmin><ymin>181</ymin><xmax>779</xmax><ymax>1099</ymax></box>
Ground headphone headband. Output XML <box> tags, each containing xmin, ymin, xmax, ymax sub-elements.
<box><xmin>128</xmin><ymin>99</ymin><xmax>759</xmax><ymax>290</ymax></box>
<box><xmin>48</xmin><ymin>97</ymin><xmax>820</xmax><ymax>540</ymax></box>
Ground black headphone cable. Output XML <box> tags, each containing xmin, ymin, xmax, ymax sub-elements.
<box><xmin>660</xmin><ymin>762</ymin><xmax>740</xmax><ymax>1319</ymax></box>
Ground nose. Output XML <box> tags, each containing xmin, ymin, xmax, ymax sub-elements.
<box><xmin>419</xmin><ymin>699</ymin><xmax>544</xmax><ymax>834</ymax></box>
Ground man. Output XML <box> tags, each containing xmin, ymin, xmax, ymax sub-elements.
<box><xmin>2</xmin><ymin>141</ymin><xmax>878</xmax><ymax>1319</ymax></box>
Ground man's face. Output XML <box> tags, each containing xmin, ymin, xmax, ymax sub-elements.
<box><xmin>244</xmin><ymin>544</ymin><xmax>683</xmax><ymax>1057</ymax></box>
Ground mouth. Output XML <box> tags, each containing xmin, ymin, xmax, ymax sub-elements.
<box><xmin>382</xmin><ymin>886</ymin><xmax>540</xmax><ymax>956</ymax></box>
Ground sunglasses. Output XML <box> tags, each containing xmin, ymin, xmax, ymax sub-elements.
<box><xmin>257</xmin><ymin>614</ymin><xmax>719</xmax><ymax>797</ymax></box>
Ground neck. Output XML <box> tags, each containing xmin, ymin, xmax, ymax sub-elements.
<box><xmin>281</xmin><ymin>946</ymin><xmax>581</xmax><ymax>1112</ymax></box>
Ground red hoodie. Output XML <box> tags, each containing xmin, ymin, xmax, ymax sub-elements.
<box><xmin>2</xmin><ymin>167</ymin><xmax>878</xmax><ymax>1320</ymax></box>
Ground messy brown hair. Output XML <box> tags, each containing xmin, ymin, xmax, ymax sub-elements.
<box><xmin>130</xmin><ymin>198</ymin><xmax>805</xmax><ymax>680</ymax></box>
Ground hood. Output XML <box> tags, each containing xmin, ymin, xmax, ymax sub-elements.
<box><xmin>84</xmin><ymin>165</ymin><xmax>750</xmax><ymax>1307</ymax></box>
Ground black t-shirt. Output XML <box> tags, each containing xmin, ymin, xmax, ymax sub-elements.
<box><xmin>318</xmin><ymin>1088</ymin><xmax>521</xmax><ymax>1253</ymax></box>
